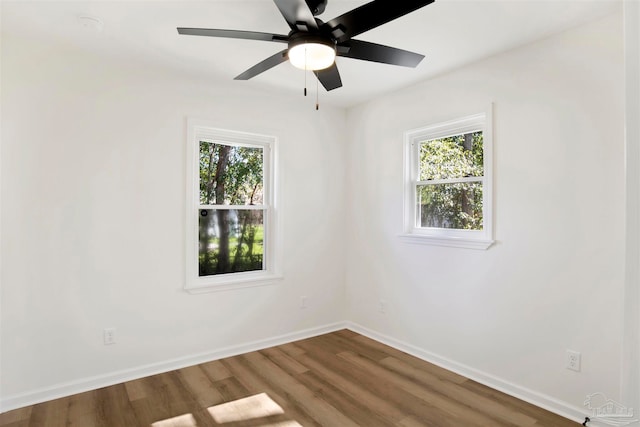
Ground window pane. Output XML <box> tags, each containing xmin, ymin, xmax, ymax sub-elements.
<box><xmin>417</xmin><ymin>182</ymin><xmax>483</xmax><ymax>230</ymax></box>
<box><xmin>198</xmin><ymin>209</ymin><xmax>264</xmax><ymax>276</ymax></box>
<box><xmin>199</xmin><ymin>142</ymin><xmax>264</xmax><ymax>205</ymax></box>
<box><xmin>419</xmin><ymin>131</ymin><xmax>483</xmax><ymax>180</ymax></box>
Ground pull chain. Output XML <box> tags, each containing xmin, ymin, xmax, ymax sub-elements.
<box><xmin>304</xmin><ymin>47</ymin><xmax>307</xmax><ymax>97</ymax></box>
<box><xmin>316</xmin><ymin>74</ymin><xmax>319</xmax><ymax>110</ymax></box>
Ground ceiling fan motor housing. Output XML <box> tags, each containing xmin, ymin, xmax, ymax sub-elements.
<box><xmin>288</xmin><ymin>32</ymin><xmax>336</xmax><ymax>52</ymax></box>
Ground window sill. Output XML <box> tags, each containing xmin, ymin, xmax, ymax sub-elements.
<box><xmin>185</xmin><ymin>273</ymin><xmax>283</xmax><ymax>294</ymax></box>
<box><xmin>399</xmin><ymin>233</ymin><xmax>494</xmax><ymax>250</ymax></box>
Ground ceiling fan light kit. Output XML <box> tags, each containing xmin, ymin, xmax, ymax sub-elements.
<box><xmin>288</xmin><ymin>34</ymin><xmax>336</xmax><ymax>71</ymax></box>
<box><xmin>178</xmin><ymin>0</ymin><xmax>434</xmax><ymax>101</ymax></box>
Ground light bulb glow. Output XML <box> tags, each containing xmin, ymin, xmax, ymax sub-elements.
<box><xmin>289</xmin><ymin>42</ymin><xmax>336</xmax><ymax>70</ymax></box>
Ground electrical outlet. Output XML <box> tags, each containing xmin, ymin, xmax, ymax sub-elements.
<box><xmin>566</xmin><ymin>350</ymin><xmax>581</xmax><ymax>372</ymax></box>
<box><xmin>103</xmin><ymin>328</ymin><xmax>116</xmax><ymax>345</ymax></box>
<box><xmin>300</xmin><ymin>296</ymin><xmax>308</xmax><ymax>309</ymax></box>
<box><xmin>379</xmin><ymin>299</ymin><xmax>386</xmax><ymax>314</ymax></box>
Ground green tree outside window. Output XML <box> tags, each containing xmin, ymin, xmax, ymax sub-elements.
<box><xmin>198</xmin><ymin>142</ymin><xmax>265</xmax><ymax>276</ymax></box>
<box><xmin>418</xmin><ymin>131</ymin><xmax>484</xmax><ymax>230</ymax></box>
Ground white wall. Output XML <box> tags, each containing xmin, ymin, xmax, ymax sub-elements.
<box><xmin>623</xmin><ymin>0</ymin><xmax>640</xmax><ymax>420</ymax></box>
<box><xmin>0</xmin><ymin>34</ymin><xmax>347</xmax><ymax>403</ymax></box>
<box><xmin>345</xmin><ymin>10</ymin><xmax>625</xmax><ymax>417</ymax></box>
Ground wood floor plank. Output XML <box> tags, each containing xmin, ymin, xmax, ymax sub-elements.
<box><xmin>459</xmin><ymin>379</ymin><xmax>578</xmax><ymax>426</ymax></box>
<box><xmin>296</xmin><ymin>336</ymin><xmax>465</xmax><ymax>427</ymax></box>
<box><xmin>1</xmin><ymin>421</ymin><xmax>29</xmax><ymax>427</ymax></box>
<box><xmin>27</xmin><ymin>397</ymin><xmax>69</xmax><ymax>427</ymax></box>
<box><xmin>93</xmin><ymin>384</ymin><xmax>139</xmax><ymax>427</ymax></box>
<box><xmin>212</xmin><ymin>376</ymin><xmax>251</xmax><ymax>403</ymax></box>
<box><xmin>127</xmin><ymin>397</ymin><xmax>161</xmax><ymax>427</ymax></box>
<box><xmin>294</xmin><ymin>369</ymin><xmax>395</xmax><ymax>427</ymax></box>
<box><xmin>65</xmin><ymin>390</ymin><xmax>98</xmax><ymax>427</ymax></box>
<box><xmin>338</xmin><ymin>350</ymin><xmax>513</xmax><ymax>427</ymax></box>
<box><xmin>398</xmin><ymin>415</ymin><xmax>431</xmax><ymax>427</ymax></box>
<box><xmin>333</xmin><ymin>329</ymin><xmax>360</xmax><ymax>339</ymax></box>
<box><xmin>0</xmin><ymin>330</ymin><xmax>579</xmax><ymax>427</ymax></box>
<box><xmin>278</xmin><ymin>342</ymin><xmax>306</xmax><ymax>358</ymax></box>
<box><xmin>156</xmin><ymin>371</ymin><xmax>197</xmax><ymax>415</ymax></box>
<box><xmin>353</xmin><ymin>334</ymin><xmax>469</xmax><ymax>385</ymax></box>
<box><xmin>200</xmin><ymin>359</ymin><xmax>233</xmax><ymax>382</ymax></box>
<box><xmin>177</xmin><ymin>365</ymin><xmax>226</xmax><ymax>408</ymax></box>
<box><xmin>148</xmin><ymin>371</ymin><xmax>216</xmax><ymax>427</ymax></box>
<box><xmin>241</xmin><ymin>351</ymin><xmax>361</xmax><ymax>427</ymax></box>
<box><xmin>0</xmin><ymin>407</ymin><xmax>31</xmax><ymax>425</ymax></box>
<box><xmin>124</xmin><ymin>378</ymin><xmax>149</xmax><ymax>402</ymax></box>
<box><xmin>260</xmin><ymin>347</ymin><xmax>309</xmax><ymax>375</ymax></box>
<box><xmin>379</xmin><ymin>356</ymin><xmax>538</xmax><ymax>426</ymax></box>
<box><xmin>221</xmin><ymin>356</ymin><xmax>321</xmax><ymax>427</ymax></box>
<box><xmin>308</xmin><ymin>332</ymin><xmax>391</xmax><ymax>362</ymax></box>
<box><xmin>296</xmin><ymin>351</ymin><xmax>408</xmax><ymax>424</ymax></box>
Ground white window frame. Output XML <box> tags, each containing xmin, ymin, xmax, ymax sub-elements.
<box><xmin>185</xmin><ymin>120</ymin><xmax>282</xmax><ymax>293</ymax></box>
<box><xmin>401</xmin><ymin>107</ymin><xmax>494</xmax><ymax>250</ymax></box>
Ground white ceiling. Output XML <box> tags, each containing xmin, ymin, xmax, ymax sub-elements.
<box><xmin>1</xmin><ymin>0</ymin><xmax>621</xmax><ymax>108</ymax></box>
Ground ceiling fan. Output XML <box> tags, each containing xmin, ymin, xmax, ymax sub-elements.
<box><xmin>177</xmin><ymin>0</ymin><xmax>435</xmax><ymax>92</ymax></box>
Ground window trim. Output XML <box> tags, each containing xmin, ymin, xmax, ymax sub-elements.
<box><xmin>401</xmin><ymin>108</ymin><xmax>494</xmax><ymax>250</ymax></box>
<box><xmin>185</xmin><ymin>120</ymin><xmax>282</xmax><ymax>293</ymax></box>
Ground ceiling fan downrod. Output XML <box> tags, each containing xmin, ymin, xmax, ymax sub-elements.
<box><xmin>305</xmin><ymin>0</ymin><xmax>327</xmax><ymax>16</ymax></box>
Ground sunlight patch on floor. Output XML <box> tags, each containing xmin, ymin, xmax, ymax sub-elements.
<box><xmin>151</xmin><ymin>413</ymin><xmax>197</xmax><ymax>427</ymax></box>
<box><xmin>257</xmin><ymin>421</ymin><xmax>303</xmax><ymax>427</ymax></box>
<box><xmin>207</xmin><ymin>392</ymin><xmax>285</xmax><ymax>423</ymax></box>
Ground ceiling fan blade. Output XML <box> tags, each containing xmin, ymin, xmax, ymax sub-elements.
<box><xmin>322</xmin><ymin>0</ymin><xmax>434</xmax><ymax>43</ymax></box>
<box><xmin>177</xmin><ymin>28</ymin><xmax>288</xmax><ymax>43</ymax></box>
<box><xmin>338</xmin><ymin>39</ymin><xmax>424</xmax><ymax>68</ymax></box>
<box><xmin>234</xmin><ymin>49</ymin><xmax>289</xmax><ymax>80</ymax></box>
<box><xmin>273</xmin><ymin>0</ymin><xmax>318</xmax><ymax>32</ymax></box>
<box><xmin>314</xmin><ymin>63</ymin><xmax>342</xmax><ymax>91</ymax></box>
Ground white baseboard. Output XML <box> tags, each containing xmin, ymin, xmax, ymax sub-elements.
<box><xmin>0</xmin><ymin>322</ymin><xmax>347</xmax><ymax>413</ymax></box>
<box><xmin>345</xmin><ymin>322</ymin><xmax>593</xmax><ymax>426</ymax></box>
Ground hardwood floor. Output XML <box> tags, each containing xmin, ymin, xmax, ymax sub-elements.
<box><xmin>0</xmin><ymin>330</ymin><xmax>578</xmax><ymax>426</ymax></box>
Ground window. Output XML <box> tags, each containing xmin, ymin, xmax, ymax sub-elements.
<box><xmin>402</xmin><ymin>110</ymin><xmax>493</xmax><ymax>249</ymax></box>
<box><xmin>186</xmin><ymin>122</ymin><xmax>280</xmax><ymax>292</ymax></box>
